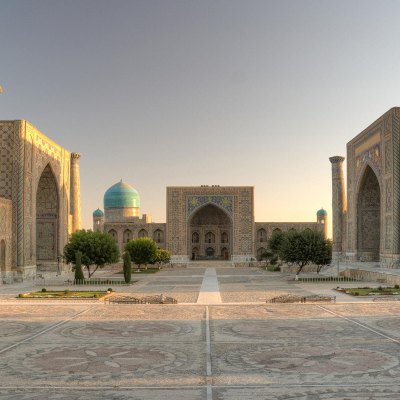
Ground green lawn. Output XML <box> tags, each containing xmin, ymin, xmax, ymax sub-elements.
<box><xmin>116</xmin><ymin>268</ymin><xmax>160</xmax><ymax>274</ymax></box>
<box><xmin>262</xmin><ymin>265</ymin><xmax>281</xmax><ymax>272</ymax></box>
<box><xmin>339</xmin><ymin>287</ymin><xmax>400</xmax><ymax>296</ymax></box>
<box><xmin>19</xmin><ymin>291</ymin><xmax>108</xmax><ymax>299</ymax></box>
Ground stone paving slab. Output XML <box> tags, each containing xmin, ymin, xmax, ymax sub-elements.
<box><xmin>0</xmin><ymin>388</ymin><xmax>206</xmax><ymax>400</ymax></box>
<box><xmin>0</xmin><ymin>342</ymin><xmax>206</xmax><ymax>387</ymax></box>
<box><xmin>213</xmin><ymin>385</ymin><xmax>400</xmax><ymax>399</ymax></box>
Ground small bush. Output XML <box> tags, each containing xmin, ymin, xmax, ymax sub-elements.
<box><xmin>64</xmin><ymin>289</ymin><xmax>69</xmax><ymax>294</ymax></box>
<box><xmin>274</xmin><ymin>266</ymin><xmax>281</xmax><ymax>272</ymax></box>
<box><xmin>395</xmin><ymin>285</ymin><xmax>399</xmax><ymax>289</ymax></box>
<box><xmin>378</xmin><ymin>286</ymin><xmax>383</xmax><ymax>291</ymax></box>
<box><xmin>354</xmin><ymin>292</ymin><xmax>359</xmax><ymax>296</ymax></box>
<box><xmin>94</xmin><ymin>293</ymin><xmax>99</xmax><ymax>298</ymax></box>
<box><xmin>18</xmin><ymin>293</ymin><xmax>24</xmax><ymax>298</ymax></box>
<box><xmin>41</xmin><ymin>288</ymin><xmax>47</xmax><ymax>292</ymax></box>
<box><xmin>107</xmin><ymin>288</ymin><xmax>113</xmax><ymax>292</ymax></box>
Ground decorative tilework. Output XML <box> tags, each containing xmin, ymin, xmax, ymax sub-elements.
<box><xmin>355</xmin><ymin>143</ymin><xmax>381</xmax><ymax>187</ymax></box>
<box><xmin>187</xmin><ymin>195</ymin><xmax>233</xmax><ymax>219</ymax></box>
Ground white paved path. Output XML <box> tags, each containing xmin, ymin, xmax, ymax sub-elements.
<box><xmin>196</xmin><ymin>268</ymin><xmax>222</xmax><ymax>304</ymax></box>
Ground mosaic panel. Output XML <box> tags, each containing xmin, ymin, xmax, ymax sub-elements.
<box><xmin>36</xmin><ymin>221</ymin><xmax>56</xmax><ymax>261</ymax></box>
<box><xmin>187</xmin><ymin>195</ymin><xmax>233</xmax><ymax>220</ymax></box>
<box><xmin>0</xmin><ymin>123</ymin><xmax>15</xmax><ymax>200</ymax></box>
<box><xmin>355</xmin><ymin>143</ymin><xmax>381</xmax><ymax>186</ymax></box>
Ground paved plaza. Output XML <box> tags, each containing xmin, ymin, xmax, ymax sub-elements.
<box><xmin>1</xmin><ymin>264</ymin><xmax>400</xmax><ymax>399</ymax></box>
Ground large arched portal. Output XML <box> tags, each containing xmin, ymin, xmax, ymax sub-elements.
<box><xmin>357</xmin><ymin>165</ymin><xmax>381</xmax><ymax>261</ymax></box>
<box><xmin>36</xmin><ymin>164</ymin><xmax>59</xmax><ymax>265</ymax></box>
<box><xmin>189</xmin><ymin>204</ymin><xmax>231</xmax><ymax>260</ymax></box>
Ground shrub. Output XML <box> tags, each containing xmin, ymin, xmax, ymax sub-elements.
<box><xmin>64</xmin><ymin>289</ymin><xmax>69</xmax><ymax>294</ymax></box>
<box><xmin>18</xmin><ymin>293</ymin><xmax>24</xmax><ymax>298</ymax></box>
<box><xmin>354</xmin><ymin>292</ymin><xmax>359</xmax><ymax>296</ymax></box>
<box><xmin>395</xmin><ymin>285</ymin><xmax>399</xmax><ymax>289</ymax></box>
<box><xmin>41</xmin><ymin>288</ymin><xmax>47</xmax><ymax>292</ymax></box>
<box><xmin>94</xmin><ymin>293</ymin><xmax>99</xmax><ymax>298</ymax></box>
<box><xmin>107</xmin><ymin>288</ymin><xmax>113</xmax><ymax>292</ymax></box>
<box><xmin>274</xmin><ymin>266</ymin><xmax>281</xmax><ymax>272</ymax></box>
<box><xmin>378</xmin><ymin>286</ymin><xmax>383</xmax><ymax>291</ymax></box>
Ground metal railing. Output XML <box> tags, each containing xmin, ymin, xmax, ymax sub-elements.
<box><xmin>296</xmin><ymin>276</ymin><xmax>363</xmax><ymax>283</ymax></box>
<box><xmin>33</xmin><ymin>277</ymin><xmax>126</xmax><ymax>286</ymax></box>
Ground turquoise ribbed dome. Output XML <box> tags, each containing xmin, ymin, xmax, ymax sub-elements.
<box><xmin>104</xmin><ymin>180</ymin><xmax>140</xmax><ymax>208</ymax></box>
<box><xmin>93</xmin><ymin>208</ymin><xmax>104</xmax><ymax>216</ymax></box>
<box><xmin>317</xmin><ymin>208</ymin><xmax>328</xmax><ymax>216</ymax></box>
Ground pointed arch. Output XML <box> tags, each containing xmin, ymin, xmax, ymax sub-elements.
<box><xmin>36</xmin><ymin>163</ymin><xmax>59</xmax><ymax>262</ymax></box>
<box><xmin>357</xmin><ymin>164</ymin><xmax>381</xmax><ymax>260</ymax></box>
<box><xmin>123</xmin><ymin>229</ymin><xmax>133</xmax><ymax>243</ymax></box>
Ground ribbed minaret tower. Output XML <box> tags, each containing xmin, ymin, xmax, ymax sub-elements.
<box><xmin>70</xmin><ymin>153</ymin><xmax>82</xmax><ymax>232</ymax></box>
<box><xmin>329</xmin><ymin>156</ymin><xmax>346</xmax><ymax>259</ymax></box>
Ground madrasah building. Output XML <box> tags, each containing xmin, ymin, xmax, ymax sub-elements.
<box><xmin>0</xmin><ymin>119</ymin><xmax>327</xmax><ymax>282</ymax></box>
<box><xmin>93</xmin><ymin>182</ymin><xmax>328</xmax><ymax>262</ymax></box>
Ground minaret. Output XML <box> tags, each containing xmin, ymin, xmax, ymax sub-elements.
<box><xmin>329</xmin><ymin>156</ymin><xmax>346</xmax><ymax>258</ymax></box>
<box><xmin>70</xmin><ymin>153</ymin><xmax>82</xmax><ymax>232</ymax></box>
<box><xmin>317</xmin><ymin>209</ymin><xmax>328</xmax><ymax>238</ymax></box>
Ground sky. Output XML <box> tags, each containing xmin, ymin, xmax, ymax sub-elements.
<box><xmin>1</xmin><ymin>0</ymin><xmax>400</xmax><ymax>238</ymax></box>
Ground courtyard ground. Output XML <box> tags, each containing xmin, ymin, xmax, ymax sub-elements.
<box><xmin>1</xmin><ymin>263</ymin><xmax>400</xmax><ymax>399</ymax></box>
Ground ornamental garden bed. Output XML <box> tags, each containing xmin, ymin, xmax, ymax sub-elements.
<box><xmin>334</xmin><ymin>285</ymin><xmax>400</xmax><ymax>296</ymax></box>
<box><xmin>17</xmin><ymin>289</ymin><xmax>112</xmax><ymax>299</ymax></box>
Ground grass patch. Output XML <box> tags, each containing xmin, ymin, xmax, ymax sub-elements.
<box><xmin>72</xmin><ymin>280</ymin><xmax>136</xmax><ymax>285</ymax></box>
<box><xmin>116</xmin><ymin>268</ymin><xmax>160</xmax><ymax>274</ymax></box>
<box><xmin>337</xmin><ymin>287</ymin><xmax>400</xmax><ymax>296</ymax></box>
<box><xmin>262</xmin><ymin>265</ymin><xmax>281</xmax><ymax>272</ymax></box>
<box><xmin>19</xmin><ymin>291</ymin><xmax>108</xmax><ymax>299</ymax></box>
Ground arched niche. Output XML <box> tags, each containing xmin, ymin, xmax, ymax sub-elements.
<box><xmin>36</xmin><ymin>163</ymin><xmax>59</xmax><ymax>263</ymax></box>
<box><xmin>357</xmin><ymin>164</ymin><xmax>381</xmax><ymax>260</ymax></box>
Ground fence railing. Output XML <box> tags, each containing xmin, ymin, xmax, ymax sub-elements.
<box><xmin>33</xmin><ymin>278</ymin><xmax>126</xmax><ymax>286</ymax></box>
<box><xmin>296</xmin><ymin>276</ymin><xmax>363</xmax><ymax>283</ymax></box>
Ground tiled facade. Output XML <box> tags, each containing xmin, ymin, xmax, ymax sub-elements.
<box><xmin>0</xmin><ymin>120</ymin><xmax>81</xmax><ymax>280</ymax></box>
<box><xmin>331</xmin><ymin>107</ymin><xmax>400</xmax><ymax>268</ymax></box>
<box><xmin>95</xmin><ymin>185</ymin><xmax>326</xmax><ymax>262</ymax></box>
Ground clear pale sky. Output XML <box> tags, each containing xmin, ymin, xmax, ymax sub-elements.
<box><xmin>1</xmin><ymin>0</ymin><xmax>400</xmax><ymax>238</ymax></box>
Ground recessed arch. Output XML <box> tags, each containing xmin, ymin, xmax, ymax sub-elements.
<box><xmin>0</xmin><ymin>239</ymin><xmax>5</xmax><ymax>272</ymax></box>
<box><xmin>188</xmin><ymin>203</ymin><xmax>232</xmax><ymax>260</ymax></box>
<box><xmin>257</xmin><ymin>228</ymin><xmax>267</xmax><ymax>242</ymax></box>
<box><xmin>257</xmin><ymin>247</ymin><xmax>266</xmax><ymax>257</ymax></box>
<box><xmin>357</xmin><ymin>164</ymin><xmax>381</xmax><ymax>260</ymax></box>
<box><xmin>108</xmin><ymin>229</ymin><xmax>118</xmax><ymax>243</ymax></box>
<box><xmin>123</xmin><ymin>229</ymin><xmax>133</xmax><ymax>243</ymax></box>
<box><xmin>36</xmin><ymin>163</ymin><xmax>59</xmax><ymax>263</ymax></box>
<box><xmin>138</xmin><ymin>229</ymin><xmax>148</xmax><ymax>238</ymax></box>
<box><xmin>153</xmin><ymin>229</ymin><xmax>164</xmax><ymax>243</ymax></box>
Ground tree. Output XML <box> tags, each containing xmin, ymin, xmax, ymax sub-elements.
<box><xmin>313</xmin><ymin>238</ymin><xmax>332</xmax><ymax>274</ymax></box>
<box><xmin>258</xmin><ymin>250</ymin><xmax>277</xmax><ymax>265</ymax></box>
<box><xmin>279</xmin><ymin>229</ymin><xmax>328</xmax><ymax>278</ymax></box>
<box><xmin>123</xmin><ymin>251</ymin><xmax>132</xmax><ymax>283</ymax></box>
<box><xmin>63</xmin><ymin>229</ymin><xmax>120</xmax><ymax>278</ymax></box>
<box><xmin>74</xmin><ymin>251</ymin><xmax>85</xmax><ymax>282</ymax></box>
<box><xmin>124</xmin><ymin>237</ymin><xmax>158</xmax><ymax>269</ymax></box>
<box><xmin>153</xmin><ymin>248</ymin><xmax>171</xmax><ymax>267</ymax></box>
<box><xmin>267</xmin><ymin>231</ymin><xmax>285</xmax><ymax>263</ymax></box>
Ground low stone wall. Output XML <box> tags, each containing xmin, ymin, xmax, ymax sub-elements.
<box><xmin>341</xmin><ymin>268</ymin><xmax>400</xmax><ymax>285</ymax></box>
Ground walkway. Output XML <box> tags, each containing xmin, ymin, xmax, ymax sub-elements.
<box><xmin>196</xmin><ymin>268</ymin><xmax>222</xmax><ymax>304</ymax></box>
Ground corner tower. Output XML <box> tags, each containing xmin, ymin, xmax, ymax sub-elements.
<box><xmin>317</xmin><ymin>208</ymin><xmax>328</xmax><ymax>238</ymax></box>
<box><xmin>93</xmin><ymin>208</ymin><xmax>104</xmax><ymax>231</ymax></box>
<box><xmin>329</xmin><ymin>156</ymin><xmax>346</xmax><ymax>260</ymax></box>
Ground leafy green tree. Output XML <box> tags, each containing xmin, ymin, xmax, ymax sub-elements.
<box><xmin>74</xmin><ymin>251</ymin><xmax>85</xmax><ymax>283</ymax></box>
<box><xmin>280</xmin><ymin>229</ymin><xmax>327</xmax><ymax>277</ymax></box>
<box><xmin>153</xmin><ymin>248</ymin><xmax>171</xmax><ymax>267</ymax></box>
<box><xmin>313</xmin><ymin>238</ymin><xmax>333</xmax><ymax>274</ymax></box>
<box><xmin>258</xmin><ymin>250</ymin><xmax>277</xmax><ymax>265</ymax></box>
<box><xmin>124</xmin><ymin>237</ymin><xmax>158</xmax><ymax>269</ymax></box>
<box><xmin>63</xmin><ymin>229</ymin><xmax>120</xmax><ymax>278</ymax></box>
<box><xmin>123</xmin><ymin>251</ymin><xmax>132</xmax><ymax>283</ymax></box>
<box><xmin>267</xmin><ymin>231</ymin><xmax>285</xmax><ymax>263</ymax></box>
